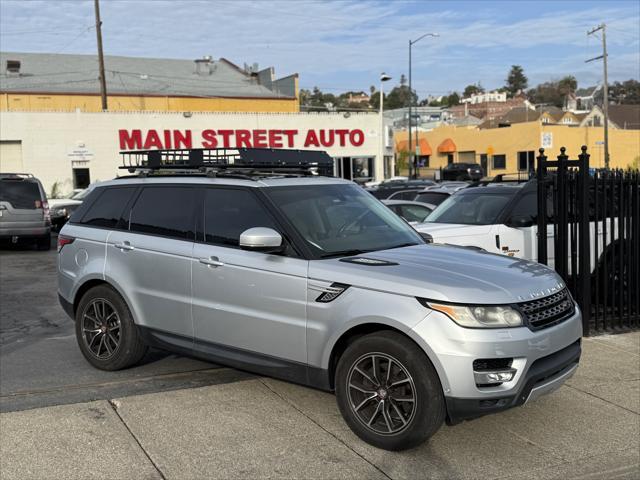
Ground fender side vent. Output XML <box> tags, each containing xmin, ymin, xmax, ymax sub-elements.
<box><xmin>315</xmin><ymin>283</ymin><xmax>350</xmax><ymax>303</ymax></box>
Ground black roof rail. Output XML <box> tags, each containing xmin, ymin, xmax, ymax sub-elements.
<box><xmin>119</xmin><ymin>148</ymin><xmax>334</xmax><ymax>177</ymax></box>
<box><xmin>470</xmin><ymin>172</ymin><xmax>533</xmax><ymax>187</ymax></box>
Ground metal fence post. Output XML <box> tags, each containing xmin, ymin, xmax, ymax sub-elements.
<box><xmin>577</xmin><ymin>146</ymin><xmax>591</xmax><ymax>334</ymax></box>
<box><xmin>556</xmin><ymin>147</ymin><xmax>569</xmax><ymax>280</ymax></box>
<box><xmin>536</xmin><ymin>148</ymin><xmax>548</xmax><ymax>265</ymax></box>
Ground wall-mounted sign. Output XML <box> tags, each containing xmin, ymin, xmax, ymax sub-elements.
<box><xmin>118</xmin><ymin>128</ymin><xmax>366</xmax><ymax>150</ymax></box>
<box><xmin>67</xmin><ymin>147</ymin><xmax>94</xmax><ymax>162</ymax></box>
<box><xmin>541</xmin><ymin>132</ymin><xmax>553</xmax><ymax>149</ymax></box>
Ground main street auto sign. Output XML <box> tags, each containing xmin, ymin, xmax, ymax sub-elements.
<box><xmin>119</xmin><ymin>128</ymin><xmax>366</xmax><ymax>150</ymax></box>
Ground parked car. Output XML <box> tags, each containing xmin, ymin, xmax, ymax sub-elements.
<box><xmin>366</xmin><ymin>178</ymin><xmax>436</xmax><ymax>199</ymax></box>
<box><xmin>412</xmin><ymin>188</ymin><xmax>455</xmax><ymax>206</ymax></box>
<box><xmin>58</xmin><ymin>149</ymin><xmax>582</xmax><ymax>451</ymax></box>
<box><xmin>441</xmin><ymin>163</ymin><xmax>483</xmax><ymax>181</ymax></box>
<box><xmin>0</xmin><ymin>173</ymin><xmax>51</xmax><ymax>249</ymax></box>
<box><xmin>49</xmin><ymin>187</ymin><xmax>95</xmax><ymax>231</ymax></box>
<box><xmin>429</xmin><ymin>181</ymin><xmax>470</xmax><ymax>191</ymax></box>
<box><xmin>382</xmin><ymin>200</ymin><xmax>435</xmax><ymax>223</ymax></box>
<box><xmin>415</xmin><ymin>179</ymin><xmax>622</xmax><ymax>273</ymax></box>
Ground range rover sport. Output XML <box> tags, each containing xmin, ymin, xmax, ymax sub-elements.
<box><xmin>57</xmin><ymin>148</ymin><xmax>582</xmax><ymax>451</ymax></box>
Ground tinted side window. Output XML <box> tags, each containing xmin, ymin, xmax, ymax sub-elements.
<box><xmin>204</xmin><ymin>189</ymin><xmax>277</xmax><ymax>247</ymax></box>
<box><xmin>79</xmin><ymin>187</ymin><xmax>136</xmax><ymax>228</ymax></box>
<box><xmin>129</xmin><ymin>187</ymin><xmax>196</xmax><ymax>240</ymax></box>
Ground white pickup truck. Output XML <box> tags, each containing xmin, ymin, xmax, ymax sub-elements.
<box><xmin>415</xmin><ymin>181</ymin><xmax>621</xmax><ymax>279</ymax></box>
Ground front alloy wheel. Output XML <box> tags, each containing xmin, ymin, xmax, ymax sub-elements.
<box><xmin>347</xmin><ymin>353</ymin><xmax>416</xmax><ymax>435</ymax></box>
<box><xmin>335</xmin><ymin>331</ymin><xmax>445</xmax><ymax>451</ymax></box>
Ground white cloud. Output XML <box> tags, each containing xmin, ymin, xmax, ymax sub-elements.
<box><xmin>1</xmin><ymin>0</ymin><xmax>638</xmax><ymax>95</ymax></box>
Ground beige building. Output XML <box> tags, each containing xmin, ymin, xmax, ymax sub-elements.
<box><xmin>396</xmin><ymin>121</ymin><xmax>640</xmax><ymax>175</ymax></box>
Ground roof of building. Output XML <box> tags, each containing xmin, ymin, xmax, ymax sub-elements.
<box><xmin>0</xmin><ymin>51</ymin><xmax>296</xmax><ymax>99</ymax></box>
<box><xmin>608</xmin><ymin>104</ymin><xmax>640</xmax><ymax>130</ymax></box>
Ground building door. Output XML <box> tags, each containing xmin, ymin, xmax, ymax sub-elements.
<box><xmin>480</xmin><ymin>154</ymin><xmax>488</xmax><ymax>174</ymax></box>
<box><xmin>341</xmin><ymin>157</ymin><xmax>352</xmax><ymax>180</ymax></box>
<box><xmin>447</xmin><ymin>154</ymin><xmax>454</xmax><ymax>164</ymax></box>
<box><xmin>0</xmin><ymin>141</ymin><xmax>23</xmax><ymax>172</ymax></box>
<box><xmin>73</xmin><ymin>168</ymin><xmax>90</xmax><ymax>189</ymax></box>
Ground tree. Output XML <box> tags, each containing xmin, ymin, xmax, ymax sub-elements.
<box><xmin>442</xmin><ymin>92</ymin><xmax>460</xmax><ymax>107</ymax></box>
<box><xmin>610</xmin><ymin>79</ymin><xmax>640</xmax><ymax>104</ymax></box>
<box><xmin>506</xmin><ymin>65</ymin><xmax>528</xmax><ymax>97</ymax></box>
<box><xmin>463</xmin><ymin>83</ymin><xmax>485</xmax><ymax>98</ymax></box>
<box><xmin>385</xmin><ymin>83</ymin><xmax>417</xmax><ymax>110</ymax></box>
<box><xmin>557</xmin><ymin>76</ymin><xmax>577</xmax><ymax>96</ymax></box>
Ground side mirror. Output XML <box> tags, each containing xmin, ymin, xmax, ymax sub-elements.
<box><xmin>507</xmin><ymin>216</ymin><xmax>534</xmax><ymax>228</ymax></box>
<box><xmin>239</xmin><ymin>227</ymin><xmax>284</xmax><ymax>253</ymax></box>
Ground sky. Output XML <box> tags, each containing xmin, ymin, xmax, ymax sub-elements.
<box><xmin>1</xmin><ymin>0</ymin><xmax>639</xmax><ymax>99</ymax></box>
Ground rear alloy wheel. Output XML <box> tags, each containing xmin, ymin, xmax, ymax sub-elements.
<box><xmin>335</xmin><ymin>331</ymin><xmax>445</xmax><ymax>451</ymax></box>
<box><xmin>75</xmin><ymin>285</ymin><xmax>147</xmax><ymax>370</ymax></box>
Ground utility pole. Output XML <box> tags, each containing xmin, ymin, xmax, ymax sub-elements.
<box><xmin>586</xmin><ymin>23</ymin><xmax>609</xmax><ymax>168</ymax></box>
<box><xmin>94</xmin><ymin>0</ymin><xmax>108</xmax><ymax>111</ymax></box>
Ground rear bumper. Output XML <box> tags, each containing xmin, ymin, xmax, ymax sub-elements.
<box><xmin>445</xmin><ymin>338</ymin><xmax>581</xmax><ymax>424</ymax></box>
<box><xmin>58</xmin><ymin>293</ymin><xmax>74</xmax><ymax>319</ymax></box>
<box><xmin>0</xmin><ymin>225</ymin><xmax>50</xmax><ymax>238</ymax></box>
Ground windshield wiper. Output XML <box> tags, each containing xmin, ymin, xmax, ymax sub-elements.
<box><xmin>320</xmin><ymin>249</ymin><xmax>368</xmax><ymax>259</ymax></box>
<box><xmin>387</xmin><ymin>242</ymin><xmax>420</xmax><ymax>250</ymax></box>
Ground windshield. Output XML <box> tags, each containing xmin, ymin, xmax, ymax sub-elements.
<box><xmin>265</xmin><ymin>183</ymin><xmax>423</xmax><ymax>257</ymax></box>
<box><xmin>426</xmin><ymin>191</ymin><xmax>515</xmax><ymax>225</ymax></box>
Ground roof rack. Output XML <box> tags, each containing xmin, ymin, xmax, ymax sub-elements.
<box><xmin>119</xmin><ymin>148</ymin><xmax>334</xmax><ymax>177</ymax></box>
<box><xmin>0</xmin><ymin>173</ymin><xmax>35</xmax><ymax>179</ymax></box>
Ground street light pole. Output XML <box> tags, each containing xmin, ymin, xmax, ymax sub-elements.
<box><xmin>379</xmin><ymin>73</ymin><xmax>391</xmax><ymax>180</ymax></box>
<box><xmin>408</xmin><ymin>32</ymin><xmax>438</xmax><ymax>178</ymax></box>
<box><xmin>586</xmin><ymin>23</ymin><xmax>609</xmax><ymax>169</ymax></box>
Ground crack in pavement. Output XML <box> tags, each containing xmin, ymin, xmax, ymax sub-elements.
<box><xmin>566</xmin><ymin>383</ymin><xmax>640</xmax><ymax>415</ymax></box>
<box><xmin>108</xmin><ymin>399</ymin><xmax>167</xmax><ymax>480</ymax></box>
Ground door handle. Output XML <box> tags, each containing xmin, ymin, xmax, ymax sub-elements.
<box><xmin>114</xmin><ymin>241</ymin><xmax>135</xmax><ymax>251</ymax></box>
<box><xmin>199</xmin><ymin>256</ymin><xmax>224</xmax><ymax>267</ymax></box>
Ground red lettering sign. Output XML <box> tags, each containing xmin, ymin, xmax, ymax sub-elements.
<box><xmin>118</xmin><ymin>128</ymin><xmax>366</xmax><ymax>150</ymax></box>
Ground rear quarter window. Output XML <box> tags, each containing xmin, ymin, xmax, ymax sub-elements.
<box><xmin>0</xmin><ymin>180</ymin><xmax>42</xmax><ymax>209</ymax></box>
<box><xmin>75</xmin><ymin>186</ymin><xmax>137</xmax><ymax>228</ymax></box>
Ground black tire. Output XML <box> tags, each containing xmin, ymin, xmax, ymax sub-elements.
<box><xmin>75</xmin><ymin>285</ymin><xmax>148</xmax><ymax>371</ymax></box>
<box><xmin>37</xmin><ymin>233</ymin><xmax>51</xmax><ymax>251</ymax></box>
<box><xmin>335</xmin><ymin>331</ymin><xmax>445</xmax><ymax>451</ymax></box>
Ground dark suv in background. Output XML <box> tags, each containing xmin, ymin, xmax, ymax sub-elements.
<box><xmin>0</xmin><ymin>173</ymin><xmax>51</xmax><ymax>249</ymax></box>
<box><xmin>441</xmin><ymin>163</ymin><xmax>483</xmax><ymax>181</ymax></box>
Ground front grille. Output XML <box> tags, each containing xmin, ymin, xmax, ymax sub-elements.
<box><xmin>517</xmin><ymin>288</ymin><xmax>575</xmax><ymax>331</ymax></box>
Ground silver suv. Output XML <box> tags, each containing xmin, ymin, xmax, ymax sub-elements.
<box><xmin>58</xmin><ymin>149</ymin><xmax>582</xmax><ymax>451</ymax></box>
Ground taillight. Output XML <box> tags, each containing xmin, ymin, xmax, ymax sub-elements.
<box><xmin>57</xmin><ymin>235</ymin><xmax>75</xmax><ymax>252</ymax></box>
<box><xmin>42</xmin><ymin>201</ymin><xmax>51</xmax><ymax>224</ymax></box>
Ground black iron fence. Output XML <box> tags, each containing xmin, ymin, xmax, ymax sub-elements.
<box><xmin>536</xmin><ymin>146</ymin><xmax>639</xmax><ymax>335</ymax></box>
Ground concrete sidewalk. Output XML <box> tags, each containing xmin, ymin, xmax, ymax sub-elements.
<box><xmin>1</xmin><ymin>333</ymin><xmax>639</xmax><ymax>480</ymax></box>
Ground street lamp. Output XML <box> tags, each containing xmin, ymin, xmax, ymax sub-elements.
<box><xmin>379</xmin><ymin>72</ymin><xmax>392</xmax><ymax>180</ymax></box>
<box><xmin>408</xmin><ymin>32</ymin><xmax>438</xmax><ymax>178</ymax></box>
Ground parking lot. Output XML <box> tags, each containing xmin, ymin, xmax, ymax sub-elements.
<box><xmin>1</xmin><ymin>238</ymin><xmax>639</xmax><ymax>479</ymax></box>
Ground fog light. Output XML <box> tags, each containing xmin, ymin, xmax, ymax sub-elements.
<box><xmin>474</xmin><ymin>368</ymin><xmax>516</xmax><ymax>385</ymax></box>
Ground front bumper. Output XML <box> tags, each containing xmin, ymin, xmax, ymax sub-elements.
<box><xmin>445</xmin><ymin>338</ymin><xmax>580</xmax><ymax>424</ymax></box>
<box><xmin>409</xmin><ymin>305</ymin><xmax>582</xmax><ymax>423</ymax></box>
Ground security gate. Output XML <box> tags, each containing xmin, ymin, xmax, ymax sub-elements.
<box><xmin>536</xmin><ymin>146</ymin><xmax>639</xmax><ymax>335</ymax></box>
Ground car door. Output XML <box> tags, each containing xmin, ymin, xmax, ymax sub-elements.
<box><xmin>105</xmin><ymin>184</ymin><xmax>197</xmax><ymax>340</ymax></box>
<box><xmin>494</xmin><ymin>191</ymin><xmax>554</xmax><ymax>261</ymax></box>
<box><xmin>191</xmin><ymin>187</ymin><xmax>308</xmax><ymax>364</ymax></box>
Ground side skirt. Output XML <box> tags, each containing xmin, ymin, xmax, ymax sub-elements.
<box><xmin>138</xmin><ymin>326</ymin><xmax>332</xmax><ymax>392</ymax></box>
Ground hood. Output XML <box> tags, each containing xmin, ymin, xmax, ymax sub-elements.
<box><xmin>308</xmin><ymin>244</ymin><xmax>564</xmax><ymax>305</ymax></box>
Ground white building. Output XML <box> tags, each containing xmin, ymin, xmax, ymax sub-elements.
<box><xmin>461</xmin><ymin>91</ymin><xmax>507</xmax><ymax>104</ymax></box>
<box><xmin>0</xmin><ymin>111</ymin><xmax>394</xmax><ymax>195</ymax></box>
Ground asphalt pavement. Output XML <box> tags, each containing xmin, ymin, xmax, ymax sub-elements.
<box><xmin>0</xmin><ymin>237</ymin><xmax>252</xmax><ymax>412</ymax></box>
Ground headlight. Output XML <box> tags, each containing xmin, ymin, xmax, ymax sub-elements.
<box><xmin>421</xmin><ymin>300</ymin><xmax>523</xmax><ymax>328</ymax></box>
<box><xmin>51</xmin><ymin>208</ymin><xmax>68</xmax><ymax>218</ymax></box>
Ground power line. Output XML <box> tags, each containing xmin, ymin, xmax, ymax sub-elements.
<box><xmin>586</xmin><ymin>23</ymin><xmax>610</xmax><ymax>169</ymax></box>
